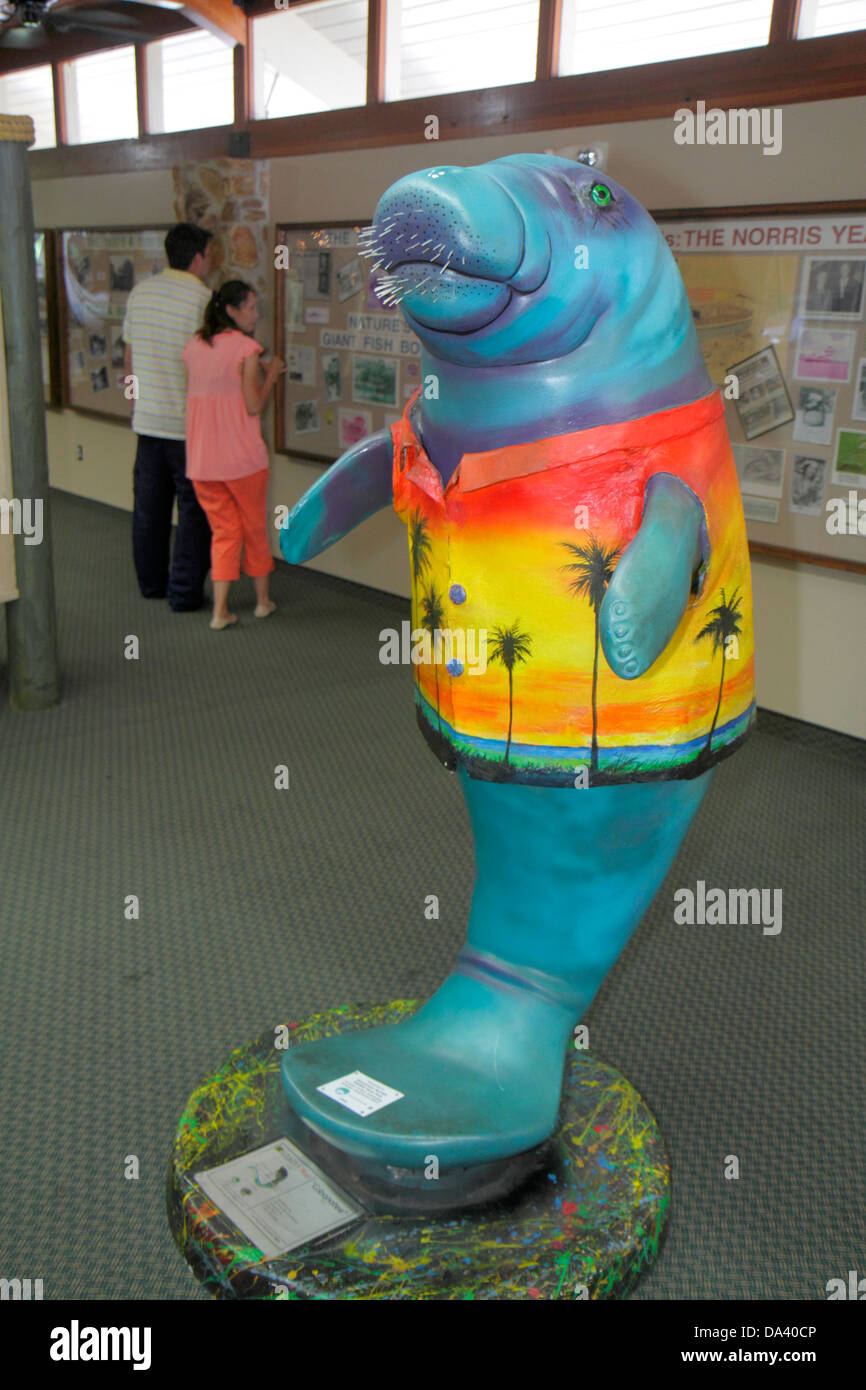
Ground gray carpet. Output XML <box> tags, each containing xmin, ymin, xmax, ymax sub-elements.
<box><xmin>0</xmin><ymin>487</ymin><xmax>863</xmax><ymax>1300</ymax></box>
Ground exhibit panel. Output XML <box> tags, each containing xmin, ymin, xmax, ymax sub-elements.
<box><xmin>655</xmin><ymin>203</ymin><xmax>866</xmax><ymax>574</ymax></box>
<box><xmin>274</xmin><ymin>222</ymin><xmax>423</xmax><ymax>463</ymax></box>
<box><xmin>58</xmin><ymin>226</ymin><xmax>168</xmax><ymax>422</ymax></box>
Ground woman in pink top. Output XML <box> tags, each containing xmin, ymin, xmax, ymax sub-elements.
<box><xmin>183</xmin><ymin>281</ymin><xmax>285</xmax><ymax>630</ymax></box>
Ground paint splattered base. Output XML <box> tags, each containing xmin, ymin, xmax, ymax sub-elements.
<box><xmin>167</xmin><ymin>1002</ymin><xmax>670</xmax><ymax>1300</ymax></box>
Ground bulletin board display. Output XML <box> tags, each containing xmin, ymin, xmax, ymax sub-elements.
<box><xmin>654</xmin><ymin>202</ymin><xmax>866</xmax><ymax>575</ymax></box>
<box><xmin>274</xmin><ymin>222</ymin><xmax>422</xmax><ymax>464</ymax></box>
<box><xmin>58</xmin><ymin>227</ymin><xmax>168</xmax><ymax>422</ymax></box>
<box><xmin>34</xmin><ymin>230</ymin><xmax>61</xmax><ymax>409</ymax></box>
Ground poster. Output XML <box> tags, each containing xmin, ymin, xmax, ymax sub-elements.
<box><xmin>731</xmin><ymin>443</ymin><xmax>785</xmax><ymax>499</ymax></box>
<box><xmin>656</xmin><ymin>208</ymin><xmax>866</xmax><ymax>569</ymax></box>
<box><xmin>275</xmin><ymin>223</ymin><xmax>422</xmax><ymax>462</ymax></box>
<box><xmin>793</xmin><ymin>385</ymin><xmax>837</xmax><ymax>445</ymax></box>
<box><xmin>61</xmin><ymin>228</ymin><xmax>166</xmax><ymax>419</ymax></box>
<box><xmin>794</xmin><ymin>327</ymin><xmax>856</xmax><ymax>384</ymax></box>
<box><xmin>789</xmin><ymin>455</ymin><xmax>827</xmax><ymax>516</ymax></box>
<box><xmin>729</xmin><ymin>346</ymin><xmax>793</xmax><ymax>440</ymax></box>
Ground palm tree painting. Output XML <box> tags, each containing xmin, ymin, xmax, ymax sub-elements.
<box><xmin>419</xmin><ymin>584</ymin><xmax>446</xmax><ymax>737</ymax></box>
<box><xmin>559</xmin><ymin>536</ymin><xmax>620</xmax><ymax>776</ymax></box>
<box><xmin>693</xmin><ymin>587</ymin><xmax>743</xmax><ymax>763</ymax></box>
<box><xmin>408</xmin><ymin>509</ymin><xmax>432</xmax><ymax>637</ymax></box>
<box><xmin>488</xmin><ymin>624</ymin><xmax>533</xmax><ymax>766</ymax></box>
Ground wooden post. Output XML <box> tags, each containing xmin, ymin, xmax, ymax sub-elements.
<box><xmin>0</xmin><ymin>113</ymin><xmax>60</xmax><ymax>710</ymax></box>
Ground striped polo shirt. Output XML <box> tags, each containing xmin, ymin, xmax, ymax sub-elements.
<box><xmin>122</xmin><ymin>269</ymin><xmax>211</xmax><ymax>440</ymax></box>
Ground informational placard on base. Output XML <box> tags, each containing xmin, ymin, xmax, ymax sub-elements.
<box><xmin>195</xmin><ymin>1138</ymin><xmax>360</xmax><ymax>1259</ymax></box>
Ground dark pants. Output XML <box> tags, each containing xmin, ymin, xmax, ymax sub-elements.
<box><xmin>132</xmin><ymin>435</ymin><xmax>212</xmax><ymax>610</ymax></box>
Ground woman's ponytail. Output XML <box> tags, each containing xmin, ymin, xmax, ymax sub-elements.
<box><xmin>198</xmin><ymin>280</ymin><xmax>254</xmax><ymax>345</ymax></box>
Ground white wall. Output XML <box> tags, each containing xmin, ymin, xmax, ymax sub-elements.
<box><xmin>34</xmin><ymin>95</ymin><xmax>866</xmax><ymax>738</ymax></box>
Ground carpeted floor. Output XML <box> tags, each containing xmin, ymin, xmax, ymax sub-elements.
<box><xmin>0</xmin><ymin>487</ymin><xmax>863</xmax><ymax>1300</ymax></box>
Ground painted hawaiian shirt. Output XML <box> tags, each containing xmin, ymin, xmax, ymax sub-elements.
<box><xmin>390</xmin><ymin>387</ymin><xmax>756</xmax><ymax>787</ymax></box>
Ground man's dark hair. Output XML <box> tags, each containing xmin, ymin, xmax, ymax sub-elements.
<box><xmin>164</xmin><ymin>223</ymin><xmax>212</xmax><ymax>271</ymax></box>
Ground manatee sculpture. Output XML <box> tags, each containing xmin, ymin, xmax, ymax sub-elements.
<box><xmin>279</xmin><ymin>156</ymin><xmax>755</xmax><ymax>1176</ymax></box>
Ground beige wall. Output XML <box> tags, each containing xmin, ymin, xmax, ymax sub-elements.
<box><xmin>34</xmin><ymin>95</ymin><xmax>866</xmax><ymax>738</ymax></box>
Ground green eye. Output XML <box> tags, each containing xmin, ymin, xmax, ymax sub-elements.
<box><xmin>590</xmin><ymin>183</ymin><xmax>612</xmax><ymax>207</ymax></box>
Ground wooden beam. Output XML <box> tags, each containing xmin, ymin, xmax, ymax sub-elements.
<box><xmin>51</xmin><ymin>61</ymin><xmax>68</xmax><ymax>145</ymax></box>
<box><xmin>135</xmin><ymin>45</ymin><xmax>149</xmax><ymax>136</ymax></box>
<box><xmin>769</xmin><ymin>0</ymin><xmax>802</xmax><ymax>44</ymax></box>
<box><xmin>30</xmin><ymin>123</ymin><xmax>233</xmax><ymax>176</ymax></box>
<box><xmin>0</xmin><ymin>14</ymin><xmax>194</xmax><ymax>73</ymax></box>
<box><xmin>749</xmin><ymin>542</ymin><xmax>866</xmax><ymax>576</ymax></box>
<box><xmin>178</xmin><ymin>0</ymin><xmax>247</xmax><ymax>47</ymax></box>
<box><xmin>43</xmin><ymin>229</ymin><xmax>64</xmax><ymax>409</ymax></box>
<box><xmin>233</xmin><ymin>28</ymin><xmax>251</xmax><ymax>125</ymax></box>
<box><xmin>536</xmin><ymin>0</ymin><xmax>562</xmax><ymax>81</ymax></box>
<box><xmin>249</xmin><ymin>33</ymin><xmax>866</xmax><ymax>156</ymax></box>
<box><xmin>26</xmin><ymin>30</ymin><xmax>866</xmax><ymax>177</ymax></box>
<box><xmin>367</xmin><ymin>0</ymin><xmax>386</xmax><ymax>105</ymax></box>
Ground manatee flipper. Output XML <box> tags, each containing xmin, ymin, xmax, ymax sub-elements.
<box><xmin>600</xmin><ymin>473</ymin><xmax>708</xmax><ymax>679</ymax></box>
<box><xmin>280</xmin><ymin>428</ymin><xmax>393</xmax><ymax>563</ymax></box>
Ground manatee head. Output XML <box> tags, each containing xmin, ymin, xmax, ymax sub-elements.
<box><xmin>360</xmin><ymin>154</ymin><xmax>694</xmax><ymax>374</ymax></box>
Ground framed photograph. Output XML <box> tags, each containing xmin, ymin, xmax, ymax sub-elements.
<box><xmin>285</xmin><ymin>345</ymin><xmax>316</xmax><ymax>387</ymax></box>
<box><xmin>336</xmin><ymin>257</ymin><xmax>363</xmax><ymax>303</ymax></box>
<box><xmin>793</xmin><ymin>385</ymin><xmax>837</xmax><ymax>445</ymax></box>
<box><xmin>851</xmin><ymin>358</ymin><xmax>866</xmax><ymax>423</ymax></box>
<box><xmin>339</xmin><ymin>408</ymin><xmax>372</xmax><ymax>449</ymax></box>
<box><xmin>741</xmin><ymin>496</ymin><xmax>780</xmax><ymax>524</ymax></box>
<box><xmin>293</xmin><ymin>400</ymin><xmax>320</xmax><ymax>434</ymax></box>
<box><xmin>729</xmin><ymin>346</ymin><xmax>794</xmax><ymax>440</ymax></box>
<box><xmin>799</xmin><ymin>256</ymin><xmax>865</xmax><ymax>321</ymax></box>
<box><xmin>789</xmin><ymin>455</ymin><xmax>828</xmax><ymax>516</ymax></box>
<box><xmin>732</xmin><ymin>444</ymin><xmax>785</xmax><ymax>499</ymax></box>
<box><xmin>352</xmin><ymin>354</ymin><xmax>398</xmax><ymax>407</ymax></box>
<box><xmin>653</xmin><ymin>200</ymin><xmax>866</xmax><ymax>574</ymax></box>
<box><xmin>832</xmin><ymin>428</ymin><xmax>866</xmax><ymax>490</ymax></box>
<box><xmin>794</xmin><ymin>326</ymin><xmax>857</xmax><ymax>384</ymax></box>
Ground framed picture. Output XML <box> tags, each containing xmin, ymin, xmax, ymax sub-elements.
<box><xmin>57</xmin><ymin>226</ymin><xmax>169</xmax><ymax>423</ymax></box>
<box><xmin>728</xmin><ymin>346</ymin><xmax>794</xmax><ymax>440</ymax></box>
<box><xmin>653</xmin><ymin>200</ymin><xmax>866</xmax><ymax>575</ymax></box>
<box><xmin>799</xmin><ymin>256</ymin><xmax>865</xmax><ymax>321</ymax></box>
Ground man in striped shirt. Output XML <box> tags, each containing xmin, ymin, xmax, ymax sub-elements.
<box><xmin>123</xmin><ymin>223</ymin><xmax>213</xmax><ymax>611</ymax></box>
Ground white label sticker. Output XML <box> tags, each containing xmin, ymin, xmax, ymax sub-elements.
<box><xmin>195</xmin><ymin>1138</ymin><xmax>360</xmax><ymax>1259</ymax></box>
<box><xmin>317</xmin><ymin>1070</ymin><xmax>405</xmax><ymax>1117</ymax></box>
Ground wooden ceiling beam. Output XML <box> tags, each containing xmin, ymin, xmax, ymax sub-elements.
<box><xmin>177</xmin><ymin>0</ymin><xmax>247</xmax><ymax>46</ymax></box>
<box><xmin>0</xmin><ymin>12</ymin><xmax>194</xmax><ymax>72</ymax></box>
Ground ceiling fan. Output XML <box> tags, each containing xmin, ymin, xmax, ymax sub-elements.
<box><xmin>0</xmin><ymin>0</ymin><xmax>185</xmax><ymax>50</ymax></box>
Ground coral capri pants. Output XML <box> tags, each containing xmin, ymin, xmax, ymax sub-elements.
<box><xmin>192</xmin><ymin>469</ymin><xmax>274</xmax><ymax>582</ymax></box>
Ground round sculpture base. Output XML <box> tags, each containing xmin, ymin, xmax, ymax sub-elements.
<box><xmin>166</xmin><ymin>1002</ymin><xmax>670</xmax><ymax>1300</ymax></box>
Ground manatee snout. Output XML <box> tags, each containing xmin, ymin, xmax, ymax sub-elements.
<box><xmin>362</xmin><ymin>165</ymin><xmax>550</xmax><ymax>333</ymax></box>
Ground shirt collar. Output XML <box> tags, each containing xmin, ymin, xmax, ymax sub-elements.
<box><xmin>397</xmin><ymin>387</ymin><xmax>723</xmax><ymax>493</ymax></box>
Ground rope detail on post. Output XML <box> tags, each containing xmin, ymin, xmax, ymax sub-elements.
<box><xmin>0</xmin><ymin>114</ymin><xmax>35</xmax><ymax>146</ymax></box>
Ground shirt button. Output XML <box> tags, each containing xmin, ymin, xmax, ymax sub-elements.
<box><xmin>449</xmin><ymin>583</ymin><xmax>466</xmax><ymax>604</ymax></box>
